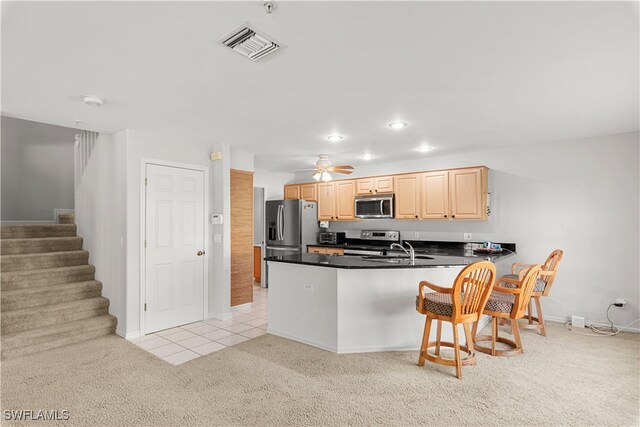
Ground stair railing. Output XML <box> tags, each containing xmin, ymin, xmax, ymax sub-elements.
<box><xmin>74</xmin><ymin>130</ymin><xmax>99</xmax><ymax>188</ymax></box>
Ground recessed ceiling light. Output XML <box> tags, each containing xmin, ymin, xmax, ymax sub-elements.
<box><xmin>388</xmin><ymin>121</ymin><xmax>407</xmax><ymax>130</ymax></box>
<box><xmin>326</xmin><ymin>135</ymin><xmax>344</xmax><ymax>142</ymax></box>
<box><xmin>361</xmin><ymin>153</ymin><xmax>374</xmax><ymax>160</ymax></box>
<box><xmin>83</xmin><ymin>95</ymin><xmax>104</xmax><ymax>106</ymax></box>
<box><xmin>72</xmin><ymin>119</ymin><xmax>83</xmax><ymax>125</ymax></box>
<box><xmin>416</xmin><ymin>145</ymin><xmax>434</xmax><ymax>152</ymax></box>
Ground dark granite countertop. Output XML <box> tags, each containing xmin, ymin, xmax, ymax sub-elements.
<box><xmin>266</xmin><ymin>252</ymin><xmax>513</xmax><ymax>269</ymax></box>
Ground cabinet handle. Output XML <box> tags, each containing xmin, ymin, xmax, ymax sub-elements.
<box><xmin>444</xmin><ymin>215</ymin><xmax>447</xmax><ymax>218</ymax></box>
<box><xmin>452</xmin><ymin>215</ymin><xmax>456</xmax><ymax>218</ymax></box>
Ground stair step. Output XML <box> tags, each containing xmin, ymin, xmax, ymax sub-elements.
<box><xmin>1</xmin><ymin>224</ymin><xmax>77</xmax><ymax>239</ymax></box>
<box><xmin>2</xmin><ymin>297</ymin><xmax>109</xmax><ymax>334</ymax></box>
<box><xmin>1</xmin><ymin>315</ymin><xmax>116</xmax><ymax>359</ymax></box>
<box><xmin>0</xmin><ymin>250</ymin><xmax>89</xmax><ymax>272</ymax></box>
<box><xmin>1</xmin><ymin>265</ymin><xmax>95</xmax><ymax>291</ymax></box>
<box><xmin>1</xmin><ymin>281</ymin><xmax>103</xmax><ymax>311</ymax></box>
<box><xmin>0</xmin><ymin>237</ymin><xmax>83</xmax><ymax>255</ymax></box>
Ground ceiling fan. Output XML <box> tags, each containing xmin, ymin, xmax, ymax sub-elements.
<box><xmin>311</xmin><ymin>155</ymin><xmax>354</xmax><ymax>182</ymax></box>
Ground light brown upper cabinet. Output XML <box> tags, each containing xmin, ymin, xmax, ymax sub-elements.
<box><xmin>394</xmin><ymin>174</ymin><xmax>421</xmax><ymax>219</ymax></box>
<box><xmin>420</xmin><ymin>167</ymin><xmax>488</xmax><ymax>220</ymax></box>
<box><xmin>284</xmin><ymin>183</ymin><xmax>317</xmax><ymax>201</ymax></box>
<box><xmin>334</xmin><ymin>180</ymin><xmax>356</xmax><ymax>220</ymax></box>
<box><xmin>420</xmin><ymin>171</ymin><xmax>450</xmax><ymax>219</ymax></box>
<box><xmin>449</xmin><ymin>167</ymin><xmax>488</xmax><ymax>220</ymax></box>
<box><xmin>317</xmin><ymin>182</ymin><xmax>336</xmax><ymax>221</ymax></box>
<box><xmin>284</xmin><ymin>184</ymin><xmax>300</xmax><ymax>200</ymax></box>
<box><xmin>300</xmin><ymin>183</ymin><xmax>318</xmax><ymax>201</ymax></box>
<box><xmin>356</xmin><ymin>176</ymin><xmax>394</xmax><ymax>195</ymax></box>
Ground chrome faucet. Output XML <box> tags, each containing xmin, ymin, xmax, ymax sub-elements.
<box><xmin>390</xmin><ymin>242</ymin><xmax>415</xmax><ymax>262</ymax></box>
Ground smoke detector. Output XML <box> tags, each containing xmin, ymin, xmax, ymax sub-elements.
<box><xmin>217</xmin><ymin>23</ymin><xmax>283</xmax><ymax>62</ymax></box>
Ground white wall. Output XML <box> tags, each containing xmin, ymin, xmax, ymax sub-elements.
<box><xmin>295</xmin><ymin>132</ymin><xmax>640</xmax><ymax>330</ymax></box>
<box><xmin>75</xmin><ymin>131</ymin><xmax>128</xmax><ymax>336</ymax></box>
<box><xmin>1</xmin><ymin>116</ymin><xmax>77</xmax><ymax>221</ymax></box>
<box><xmin>254</xmin><ymin>168</ymin><xmax>295</xmax><ymax>200</ymax></box>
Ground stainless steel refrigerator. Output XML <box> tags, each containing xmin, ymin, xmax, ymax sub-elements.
<box><xmin>265</xmin><ymin>199</ymin><xmax>318</xmax><ymax>286</ymax></box>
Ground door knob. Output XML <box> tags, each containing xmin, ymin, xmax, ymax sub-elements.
<box><xmin>197</xmin><ymin>250</ymin><xmax>205</xmax><ymax>256</ymax></box>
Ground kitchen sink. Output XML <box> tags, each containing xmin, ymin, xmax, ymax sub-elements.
<box><xmin>361</xmin><ymin>255</ymin><xmax>434</xmax><ymax>261</ymax></box>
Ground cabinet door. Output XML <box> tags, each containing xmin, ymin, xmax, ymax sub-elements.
<box><xmin>449</xmin><ymin>167</ymin><xmax>487</xmax><ymax>220</ymax></box>
<box><xmin>394</xmin><ymin>174</ymin><xmax>420</xmax><ymax>219</ymax></box>
<box><xmin>324</xmin><ymin>248</ymin><xmax>344</xmax><ymax>256</ymax></box>
<box><xmin>421</xmin><ymin>171</ymin><xmax>450</xmax><ymax>219</ymax></box>
<box><xmin>284</xmin><ymin>185</ymin><xmax>300</xmax><ymax>200</ymax></box>
<box><xmin>374</xmin><ymin>176</ymin><xmax>394</xmax><ymax>193</ymax></box>
<box><xmin>356</xmin><ymin>178</ymin><xmax>375</xmax><ymax>195</ymax></box>
<box><xmin>317</xmin><ymin>182</ymin><xmax>335</xmax><ymax>221</ymax></box>
<box><xmin>308</xmin><ymin>247</ymin><xmax>325</xmax><ymax>254</ymax></box>
<box><xmin>335</xmin><ymin>180</ymin><xmax>356</xmax><ymax>220</ymax></box>
<box><xmin>300</xmin><ymin>183</ymin><xmax>317</xmax><ymax>201</ymax></box>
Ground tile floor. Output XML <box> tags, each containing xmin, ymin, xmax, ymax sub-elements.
<box><xmin>132</xmin><ymin>285</ymin><xmax>268</xmax><ymax>365</ymax></box>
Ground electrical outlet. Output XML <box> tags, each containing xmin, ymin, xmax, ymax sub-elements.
<box><xmin>614</xmin><ymin>298</ymin><xmax>627</xmax><ymax>307</ymax></box>
<box><xmin>304</xmin><ymin>284</ymin><xmax>313</xmax><ymax>291</ymax></box>
<box><xmin>463</xmin><ymin>233</ymin><xmax>472</xmax><ymax>241</ymax></box>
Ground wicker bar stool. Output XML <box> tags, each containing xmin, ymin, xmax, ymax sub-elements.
<box><xmin>473</xmin><ymin>264</ymin><xmax>541</xmax><ymax>357</ymax></box>
<box><xmin>416</xmin><ymin>261</ymin><xmax>496</xmax><ymax>379</ymax></box>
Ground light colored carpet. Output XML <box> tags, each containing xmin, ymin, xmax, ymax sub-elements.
<box><xmin>1</xmin><ymin>322</ymin><xmax>638</xmax><ymax>426</ymax></box>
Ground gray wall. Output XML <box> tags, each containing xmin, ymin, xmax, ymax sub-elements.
<box><xmin>1</xmin><ymin>116</ymin><xmax>77</xmax><ymax>221</ymax></box>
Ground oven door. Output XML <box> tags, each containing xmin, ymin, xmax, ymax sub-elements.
<box><xmin>355</xmin><ymin>196</ymin><xmax>394</xmax><ymax>218</ymax></box>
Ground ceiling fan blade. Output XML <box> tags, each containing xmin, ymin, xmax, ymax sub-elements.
<box><xmin>328</xmin><ymin>165</ymin><xmax>353</xmax><ymax>171</ymax></box>
<box><xmin>332</xmin><ymin>169</ymin><xmax>353</xmax><ymax>175</ymax></box>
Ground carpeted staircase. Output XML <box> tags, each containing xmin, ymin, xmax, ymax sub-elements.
<box><xmin>1</xmin><ymin>224</ymin><xmax>116</xmax><ymax>359</ymax></box>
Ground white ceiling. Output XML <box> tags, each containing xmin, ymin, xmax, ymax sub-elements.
<box><xmin>2</xmin><ymin>1</ymin><xmax>638</xmax><ymax>171</ymax></box>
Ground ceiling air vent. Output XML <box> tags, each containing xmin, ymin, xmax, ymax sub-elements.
<box><xmin>217</xmin><ymin>23</ymin><xmax>283</xmax><ymax>62</ymax></box>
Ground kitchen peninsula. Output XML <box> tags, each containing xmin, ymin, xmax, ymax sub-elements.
<box><xmin>266</xmin><ymin>251</ymin><xmax>513</xmax><ymax>353</ymax></box>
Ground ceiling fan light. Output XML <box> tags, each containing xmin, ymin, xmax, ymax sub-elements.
<box><xmin>321</xmin><ymin>171</ymin><xmax>332</xmax><ymax>182</ymax></box>
<box><xmin>312</xmin><ymin>172</ymin><xmax>321</xmax><ymax>181</ymax></box>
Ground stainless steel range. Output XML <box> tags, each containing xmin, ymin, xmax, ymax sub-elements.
<box><xmin>343</xmin><ymin>230</ymin><xmax>400</xmax><ymax>256</ymax></box>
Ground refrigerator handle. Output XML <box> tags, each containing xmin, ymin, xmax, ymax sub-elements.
<box><xmin>281</xmin><ymin>206</ymin><xmax>285</xmax><ymax>240</ymax></box>
<box><xmin>277</xmin><ymin>205</ymin><xmax>283</xmax><ymax>241</ymax></box>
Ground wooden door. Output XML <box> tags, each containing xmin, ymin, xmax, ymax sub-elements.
<box><xmin>284</xmin><ymin>184</ymin><xmax>300</xmax><ymax>200</ymax></box>
<box><xmin>300</xmin><ymin>183</ymin><xmax>318</xmax><ymax>201</ymax></box>
<box><xmin>421</xmin><ymin>171</ymin><xmax>450</xmax><ymax>219</ymax></box>
<box><xmin>231</xmin><ymin>169</ymin><xmax>254</xmax><ymax>306</ymax></box>
<box><xmin>335</xmin><ymin>180</ymin><xmax>356</xmax><ymax>220</ymax></box>
<box><xmin>356</xmin><ymin>178</ymin><xmax>375</xmax><ymax>195</ymax></box>
<box><xmin>145</xmin><ymin>164</ymin><xmax>205</xmax><ymax>333</ymax></box>
<box><xmin>394</xmin><ymin>174</ymin><xmax>420</xmax><ymax>219</ymax></box>
<box><xmin>449</xmin><ymin>167</ymin><xmax>487</xmax><ymax>220</ymax></box>
<box><xmin>374</xmin><ymin>176</ymin><xmax>394</xmax><ymax>193</ymax></box>
<box><xmin>317</xmin><ymin>182</ymin><xmax>335</xmax><ymax>220</ymax></box>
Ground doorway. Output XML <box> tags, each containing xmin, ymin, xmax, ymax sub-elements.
<box><xmin>144</xmin><ymin>163</ymin><xmax>206</xmax><ymax>333</ymax></box>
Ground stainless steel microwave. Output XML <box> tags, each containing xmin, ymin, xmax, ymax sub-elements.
<box><xmin>354</xmin><ymin>194</ymin><xmax>394</xmax><ymax>219</ymax></box>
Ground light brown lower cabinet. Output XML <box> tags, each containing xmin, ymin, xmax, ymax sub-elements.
<box><xmin>231</xmin><ymin>169</ymin><xmax>254</xmax><ymax>306</ymax></box>
<box><xmin>253</xmin><ymin>246</ymin><xmax>261</xmax><ymax>283</ymax></box>
<box><xmin>308</xmin><ymin>246</ymin><xmax>344</xmax><ymax>255</ymax></box>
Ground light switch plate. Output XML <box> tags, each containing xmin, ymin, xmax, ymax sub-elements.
<box><xmin>463</xmin><ymin>233</ymin><xmax>472</xmax><ymax>241</ymax></box>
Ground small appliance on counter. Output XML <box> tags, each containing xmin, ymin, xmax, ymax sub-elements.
<box><xmin>318</xmin><ymin>231</ymin><xmax>346</xmax><ymax>245</ymax></box>
<box><xmin>474</xmin><ymin>241</ymin><xmax>503</xmax><ymax>254</ymax></box>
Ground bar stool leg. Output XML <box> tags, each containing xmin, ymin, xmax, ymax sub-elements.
<box><xmin>452</xmin><ymin>324</ymin><xmax>462</xmax><ymax>379</ymax></box>
<box><xmin>435</xmin><ymin>320</ymin><xmax>442</xmax><ymax>356</ymax></box>
<box><xmin>418</xmin><ymin>316</ymin><xmax>432</xmax><ymax>367</ymax></box>
<box><xmin>491</xmin><ymin>317</ymin><xmax>497</xmax><ymax>356</ymax></box>
<box><xmin>534</xmin><ymin>296</ymin><xmax>547</xmax><ymax>336</ymax></box>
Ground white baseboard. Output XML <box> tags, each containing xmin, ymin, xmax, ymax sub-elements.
<box><xmin>1</xmin><ymin>220</ymin><xmax>55</xmax><ymax>224</ymax></box>
<box><xmin>267</xmin><ymin>328</ymin><xmax>337</xmax><ymax>353</ymax></box>
<box><xmin>544</xmin><ymin>315</ymin><xmax>640</xmax><ymax>333</ymax></box>
<box><xmin>208</xmin><ymin>312</ymin><xmax>233</xmax><ymax>321</ymax></box>
<box><xmin>125</xmin><ymin>330</ymin><xmax>142</xmax><ymax>340</ymax></box>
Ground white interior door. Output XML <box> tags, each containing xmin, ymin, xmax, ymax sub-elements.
<box><xmin>145</xmin><ymin>164</ymin><xmax>205</xmax><ymax>333</ymax></box>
